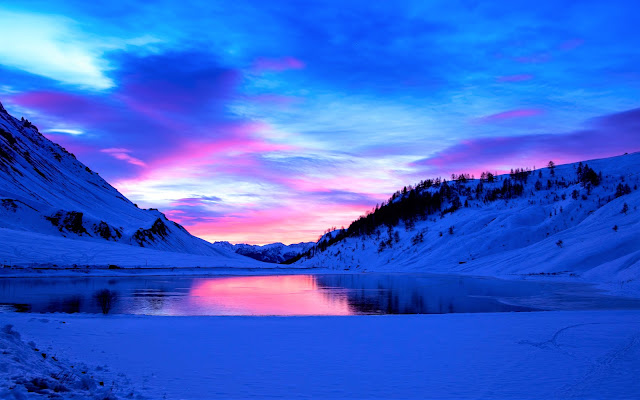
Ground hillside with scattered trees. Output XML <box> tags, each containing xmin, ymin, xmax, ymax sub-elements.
<box><xmin>287</xmin><ymin>153</ymin><xmax>639</xmax><ymax>289</ymax></box>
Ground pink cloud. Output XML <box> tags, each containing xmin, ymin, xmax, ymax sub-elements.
<box><xmin>173</xmin><ymin>201</ymin><xmax>374</xmax><ymax>245</ymax></box>
<box><xmin>253</xmin><ymin>56</ymin><xmax>306</xmax><ymax>72</ymax></box>
<box><xmin>497</xmin><ymin>74</ymin><xmax>534</xmax><ymax>83</ymax></box>
<box><xmin>100</xmin><ymin>148</ymin><xmax>147</xmax><ymax>167</ymax></box>
<box><xmin>475</xmin><ymin>108</ymin><xmax>543</xmax><ymax>123</ymax></box>
<box><xmin>111</xmin><ymin>121</ymin><xmax>297</xmax><ymax>187</ymax></box>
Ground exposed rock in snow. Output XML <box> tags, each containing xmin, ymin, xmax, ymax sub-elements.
<box><xmin>0</xmin><ymin>323</ymin><xmax>142</xmax><ymax>399</ymax></box>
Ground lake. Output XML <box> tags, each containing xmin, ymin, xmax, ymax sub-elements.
<box><xmin>0</xmin><ymin>274</ymin><xmax>638</xmax><ymax>316</ymax></box>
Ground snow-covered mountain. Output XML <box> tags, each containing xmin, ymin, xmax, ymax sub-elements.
<box><xmin>293</xmin><ymin>153</ymin><xmax>640</xmax><ymax>288</ymax></box>
<box><xmin>0</xmin><ymin>101</ymin><xmax>255</xmax><ymax>266</ymax></box>
<box><xmin>214</xmin><ymin>241</ymin><xmax>314</xmax><ymax>263</ymax></box>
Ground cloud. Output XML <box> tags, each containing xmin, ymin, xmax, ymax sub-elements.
<box><xmin>475</xmin><ymin>109</ymin><xmax>544</xmax><ymax>123</ymax></box>
<box><xmin>115</xmin><ymin>50</ymin><xmax>241</xmax><ymax>116</ymax></box>
<box><xmin>253</xmin><ymin>57</ymin><xmax>305</xmax><ymax>72</ymax></box>
<box><xmin>6</xmin><ymin>51</ymin><xmax>291</xmax><ymax>181</ymax></box>
<box><xmin>177</xmin><ymin>202</ymin><xmax>373</xmax><ymax>245</ymax></box>
<box><xmin>43</xmin><ymin>128</ymin><xmax>84</xmax><ymax>135</ymax></box>
<box><xmin>101</xmin><ymin>148</ymin><xmax>147</xmax><ymax>167</ymax></box>
<box><xmin>198</xmin><ymin>195</ymin><xmax>223</xmax><ymax>202</ymax></box>
<box><xmin>412</xmin><ymin>107</ymin><xmax>640</xmax><ymax>176</ymax></box>
<box><xmin>0</xmin><ymin>9</ymin><xmax>113</xmax><ymax>89</ymax></box>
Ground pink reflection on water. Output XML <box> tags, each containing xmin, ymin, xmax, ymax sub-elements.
<box><xmin>188</xmin><ymin>275</ymin><xmax>353</xmax><ymax>315</ymax></box>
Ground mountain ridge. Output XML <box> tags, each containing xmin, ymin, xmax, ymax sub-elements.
<box><xmin>214</xmin><ymin>241</ymin><xmax>314</xmax><ymax>263</ymax></box>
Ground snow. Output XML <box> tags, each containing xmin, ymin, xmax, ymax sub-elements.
<box><xmin>214</xmin><ymin>241</ymin><xmax>315</xmax><ymax>263</ymax></box>
<box><xmin>1</xmin><ymin>310</ymin><xmax>639</xmax><ymax>399</ymax></box>
<box><xmin>0</xmin><ymin>323</ymin><xmax>142</xmax><ymax>399</ymax></box>
<box><xmin>0</xmin><ymin>227</ymin><xmax>269</xmax><ymax>270</ymax></box>
<box><xmin>296</xmin><ymin>153</ymin><xmax>640</xmax><ymax>295</ymax></box>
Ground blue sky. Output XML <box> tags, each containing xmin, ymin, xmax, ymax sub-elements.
<box><xmin>1</xmin><ymin>0</ymin><xmax>639</xmax><ymax>243</ymax></box>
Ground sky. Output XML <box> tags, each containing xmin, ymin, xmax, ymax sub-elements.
<box><xmin>1</xmin><ymin>0</ymin><xmax>639</xmax><ymax>245</ymax></box>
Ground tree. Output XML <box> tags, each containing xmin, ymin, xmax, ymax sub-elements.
<box><xmin>621</xmin><ymin>203</ymin><xmax>629</xmax><ymax>214</ymax></box>
<box><xmin>572</xmin><ymin>189</ymin><xmax>579</xmax><ymax>200</ymax></box>
<box><xmin>548</xmin><ymin>161</ymin><xmax>556</xmax><ymax>176</ymax></box>
<box><xmin>577</xmin><ymin>164</ymin><xmax>600</xmax><ymax>186</ymax></box>
<box><xmin>535</xmin><ymin>180</ymin><xmax>542</xmax><ymax>191</ymax></box>
<box><xmin>615</xmin><ymin>183</ymin><xmax>631</xmax><ymax>198</ymax></box>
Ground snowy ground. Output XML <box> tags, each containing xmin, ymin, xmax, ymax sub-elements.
<box><xmin>2</xmin><ymin>310</ymin><xmax>639</xmax><ymax>399</ymax></box>
<box><xmin>0</xmin><ymin>228</ymin><xmax>266</xmax><ymax>270</ymax></box>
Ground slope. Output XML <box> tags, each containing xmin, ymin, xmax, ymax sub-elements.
<box><xmin>294</xmin><ymin>153</ymin><xmax>640</xmax><ymax>290</ymax></box>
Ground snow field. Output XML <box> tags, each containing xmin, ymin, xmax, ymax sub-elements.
<box><xmin>1</xmin><ymin>310</ymin><xmax>640</xmax><ymax>399</ymax></box>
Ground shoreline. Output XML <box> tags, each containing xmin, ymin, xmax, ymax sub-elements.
<box><xmin>1</xmin><ymin>265</ymin><xmax>639</xmax><ymax>300</ymax></box>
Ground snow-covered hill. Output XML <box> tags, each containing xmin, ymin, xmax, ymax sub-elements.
<box><xmin>0</xmin><ymin>101</ymin><xmax>256</xmax><ymax>266</ymax></box>
<box><xmin>294</xmin><ymin>153</ymin><xmax>640</xmax><ymax>289</ymax></box>
<box><xmin>214</xmin><ymin>241</ymin><xmax>314</xmax><ymax>263</ymax></box>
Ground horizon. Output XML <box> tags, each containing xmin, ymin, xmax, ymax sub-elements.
<box><xmin>1</xmin><ymin>1</ymin><xmax>640</xmax><ymax>245</ymax></box>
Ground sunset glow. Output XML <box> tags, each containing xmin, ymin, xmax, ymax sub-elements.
<box><xmin>1</xmin><ymin>1</ymin><xmax>639</xmax><ymax>244</ymax></box>
<box><xmin>189</xmin><ymin>275</ymin><xmax>353</xmax><ymax>315</ymax></box>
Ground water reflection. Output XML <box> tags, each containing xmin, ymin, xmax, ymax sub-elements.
<box><xmin>189</xmin><ymin>275</ymin><xmax>351</xmax><ymax>315</ymax></box>
<box><xmin>315</xmin><ymin>275</ymin><xmax>538</xmax><ymax>314</ymax></box>
<box><xmin>0</xmin><ymin>274</ymin><xmax>638</xmax><ymax>316</ymax></box>
<box><xmin>133</xmin><ymin>288</ymin><xmax>168</xmax><ymax>311</ymax></box>
<box><xmin>47</xmin><ymin>296</ymin><xmax>82</xmax><ymax>314</ymax></box>
<box><xmin>94</xmin><ymin>289</ymin><xmax>117</xmax><ymax>314</ymax></box>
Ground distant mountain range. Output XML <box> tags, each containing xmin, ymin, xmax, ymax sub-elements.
<box><xmin>215</xmin><ymin>241</ymin><xmax>314</xmax><ymax>263</ymax></box>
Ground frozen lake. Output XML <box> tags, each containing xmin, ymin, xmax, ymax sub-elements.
<box><xmin>1</xmin><ymin>273</ymin><xmax>639</xmax><ymax>315</ymax></box>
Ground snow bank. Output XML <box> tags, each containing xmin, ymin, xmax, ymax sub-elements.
<box><xmin>0</xmin><ymin>227</ymin><xmax>267</xmax><ymax>270</ymax></box>
<box><xmin>2</xmin><ymin>311</ymin><xmax>640</xmax><ymax>399</ymax></box>
<box><xmin>0</xmin><ymin>323</ymin><xmax>141</xmax><ymax>399</ymax></box>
